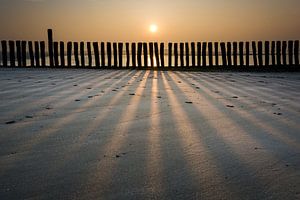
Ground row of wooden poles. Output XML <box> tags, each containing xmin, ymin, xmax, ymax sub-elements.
<box><xmin>1</xmin><ymin>29</ymin><xmax>299</xmax><ymax>68</ymax></box>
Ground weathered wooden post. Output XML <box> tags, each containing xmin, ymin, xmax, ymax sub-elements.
<box><xmin>67</xmin><ymin>42</ymin><xmax>72</xmax><ymax>67</ymax></box>
<box><xmin>174</xmin><ymin>43</ymin><xmax>178</xmax><ymax>67</ymax></box>
<box><xmin>143</xmin><ymin>42</ymin><xmax>148</xmax><ymax>67</ymax></box>
<box><xmin>9</xmin><ymin>41</ymin><xmax>15</xmax><ymax>67</ymax></box>
<box><xmin>154</xmin><ymin>42</ymin><xmax>160</xmax><ymax>67</ymax></box>
<box><xmin>137</xmin><ymin>42</ymin><xmax>142</xmax><ymax>67</ymax></box>
<box><xmin>101</xmin><ymin>42</ymin><xmax>105</xmax><ymax>67</ymax></box>
<box><xmin>87</xmin><ymin>42</ymin><xmax>92</xmax><ymax>67</ymax></box>
<box><xmin>21</xmin><ymin>41</ymin><xmax>27</xmax><ymax>67</ymax></box>
<box><xmin>265</xmin><ymin>41</ymin><xmax>270</xmax><ymax>66</ymax></box>
<box><xmin>132</xmin><ymin>43</ymin><xmax>136</xmax><ymax>67</ymax></box>
<box><xmin>113</xmin><ymin>42</ymin><xmax>118</xmax><ymax>67</ymax></box>
<box><xmin>16</xmin><ymin>41</ymin><xmax>22</xmax><ymax>67</ymax></box>
<box><xmin>54</xmin><ymin>42</ymin><xmax>59</xmax><ymax>67</ymax></box>
<box><xmin>168</xmin><ymin>42</ymin><xmax>172</xmax><ymax>67</ymax></box>
<box><xmin>60</xmin><ymin>42</ymin><xmax>65</xmax><ymax>67</ymax></box>
<box><xmin>276</xmin><ymin>41</ymin><xmax>281</xmax><ymax>66</ymax></box>
<box><xmin>232</xmin><ymin>42</ymin><xmax>237</xmax><ymax>66</ymax></box>
<box><xmin>160</xmin><ymin>43</ymin><xmax>165</xmax><ymax>67</ymax></box>
<box><xmin>220</xmin><ymin>42</ymin><xmax>226</xmax><ymax>66</ymax></box>
<box><xmin>271</xmin><ymin>41</ymin><xmax>276</xmax><ymax>66</ymax></box>
<box><xmin>48</xmin><ymin>29</ymin><xmax>54</xmax><ymax>67</ymax></box>
<box><xmin>149</xmin><ymin>42</ymin><xmax>154</xmax><ymax>67</ymax></box>
<box><xmin>245</xmin><ymin>42</ymin><xmax>250</xmax><ymax>66</ymax></box>
<box><xmin>258</xmin><ymin>41</ymin><xmax>263</xmax><ymax>66</ymax></box>
<box><xmin>288</xmin><ymin>41</ymin><xmax>293</xmax><ymax>65</ymax></box>
<box><xmin>28</xmin><ymin>41</ymin><xmax>34</xmax><ymax>67</ymax></box>
<box><xmin>252</xmin><ymin>41</ymin><xmax>257</xmax><ymax>66</ymax></box>
<box><xmin>119</xmin><ymin>43</ymin><xmax>123</xmax><ymax>67</ymax></box>
<box><xmin>185</xmin><ymin>42</ymin><xmax>190</xmax><ymax>67</ymax></box>
<box><xmin>282</xmin><ymin>41</ymin><xmax>287</xmax><ymax>66</ymax></box>
<box><xmin>202</xmin><ymin>42</ymin><xmax>207</xmax><ymax>67</ymax></box>
<box><xmin>1</xmin><ymin>41</ymin><xmax>7</xmax><ymax>67</ymax></box>
<box><xmin>191</xmin><ymin>42</ymin><xmax>196</xmax><ymax>67</ymax></box>
<box><xmin>226</xmin><ymin>42</ymin><xmax>232</xmax><ymax>67</ymax></box>
<box><xmin>74</xmin><ymin>42</ymin><xmax>79</xmax><ymax>67</ymax></box>
<box><xmin>197</xmin><ymin>42</ymin><xmax>201</xmax><ymax>67</ymax></box>
<box><xmin>239</xmin><ymin>42</ymin><xmax>244</xmax><ymax>66</ymax></box>
<box><xmin>93</xmin><ymin>42</ymin><xmax>100</xmax><ymax>67</ymax></box>
<box><xmin>126</xmin><ymin>43</ymin><xmax>130</xmax><ymax>67</ymax></box>
<box><xmin>107</xmin><ymin>42</ymin><xmax>112</xmax><ymax>67</ymax></box>
<box><xmin>40</xmin><ymin>41</ymin><xmax>46</xmax><ymax>67</ymax></box>
<box><xmin>295</xmin><ymin>40</ymin><xmax>299</xmax><ymax>66</ymax></box>
<box><xmin>180</xmin><ymin>43</ymin><xmax>184</xmax><ymax>67</ymax></box>
<box><xmin>208</xmin><ymin>42</ymin><xmax>213</xmax><ymax>66</ymax></box>
<box><xmin>214</xmin><ymin>42</ymin><xmax>219</xmax><ymax>66</ymax></box>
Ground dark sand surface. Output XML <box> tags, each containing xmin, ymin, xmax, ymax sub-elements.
<box><xmin>0</xmin><ymin>68</ymin><xmax>299</xmax><ymax>199</ymax></box>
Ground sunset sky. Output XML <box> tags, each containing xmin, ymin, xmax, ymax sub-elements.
<box><xmin>0</xmin><ymin>0</ymin><xmax>299</xmax><ymax>42</ymax></box>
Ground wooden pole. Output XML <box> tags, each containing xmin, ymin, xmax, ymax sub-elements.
<box><xmin>113</xmin><ymin>42</ymin><xmax>118</xmax><ymax>67</ymax></box>
<box><xmin>119</xmin><ymin>43</ymin><xmax>123</xmax><ymax>67</ymax></box>
<box><xmin>160</xmin><ymin>43</ymin><xmax>165</xmax><ymax>67</ymax></box>
<box><xmin>54</xmin><ymin>42</ymin><xmax>59</xmax><ymax>67</ymax></box>
<box><xmin>1</xmin><ymin>41</ymin><xmax>7</xmax><ymax>67</ymax></box>
<box><xmin>9</xmin><ymin>41</ymin><xmax>15</xmax><ymax>67</ymax></box>
<box><xmin>220</xmin><ymin>42</ymin><xmax>226</xmax><ymax>66</ymax></box>
<box><xmin>202</xmin><ymin>42</ymin><xmax>207</xmax><ymax>67</ymax></box>
<box><xmin>295</xmin><ymin>40</ymin><xmax>299</xmax><ymax>66</ymax></box>
<box><xmin>265</xmin><ymin>41</ymin><xmax>270</xmax><ymax>66</ymax></box>
<box><xmin>197</xmin><ymin>42</ymin><xmax>201</xmax><ymax>67</ymax></box>
<box><xmin>60</xmin><ymin>41</ymin><xmax>65</xmax><ymax>67</ymax></box>
<box><xmin>214</xmin><ymin>42</ymin><xmax>219</xmax><ymax>66</ymax></box>
<box><xmin>239</xmin><ymin>42</ymin><xmax>244</xmax><ymax>66</ymax></box>
<box><xmin>67</xmin><ymin>42</ymin><xmax>72</xmax><ymax>67</ymax></box>
<box><xmin>276</xmin><ymin>41</ymin><xmax>281</xmax><ymax>66</ymax></box>
<box><xmin>191</xmin><ymin>42</ymin><xmax>196</xmax><ymax>67</ymax></box>
<box><xmin>93</xmin><ymin>42</ymin><xmax>100</xmax><ymax>67</ymax></box>
<box><xmin>271</xmin><ymin>41</ymin><xmax>276</xmax><ymax>66</ymax></box>
<box><xmin>87</xmin><ymin>42</ymin><xmax>92</xmax><ymax>67</ymax></box>
<box><xmin>288</xmin><ymin>41</ymin><xmax>293</xmax><ymax>66</ymax></box>
<box><xmin>126</xmin><ymin>43</ymin><xmax>130</xmax><ymax>67</ymax></box>
<box><xmin>168</xmin><ymin>42</ymin><xmax>172</xmax><ymax>67</ymax></box>
<box><xmin>132</xmin><ymin>43</ymin><xmax>136</xmax><ymax>67</ymax></box>
<box><xmin>258</xmin><ymin>41</ymin><xmax>263</xmax><ymax>66</ymax></box>
<box><xmin>107</xmin><ymin>42</ymin><xmax>112</xmax><ymax>67</ymax></box>
<box><xmin>137</xmin><ymin>42</ymin><xmax>142</xmax><ymax>67</ymax></box>
<box><xmin>16</xmin><ymin>41</ymin><xmax>22</xmax><ymax>67</ymax></box>
<box><xmin>227</xmin><ymin>42</ymin><xmax>231</xmax><ymax>67</ymax></box>
<box><xmin>21</xmin><ymin>41</ymin><xmax>27</xmax><ymax>67</ymax></box>
<box><xmin>180</xmin><ymin>43</ymin><xmax>184</xmax><ymax>67</ymax></box>
<box><xmin>40</xmin><ymin>41</ymin><xmax>46</xmax><ymax>67</ymax></box>
<box><xmin>28</xmin><ymin>41</ymin><xmax>34</xmax><ymax>67</ymax></box>
<box><xmin>233</xmin><ymin>42</ymin><xmax>237</xmax><ymax>66</ymax></box>
<box><xmin>208</xmin><ymin>42</ymin><xmax>213</xmax><ymax>66</ymax></box>
<box><xmin>154</xmin><ymin>42</ymin><xmax>160</xmax><ymax>67</ymax></box>
<box><xmin>252</xmin><ymin>41</ymin><xmax>257</xmax><ymax>66</ymax></box>
<box><xmin>74</xmin><ymin>42</ymin><xmax>79</xmax><ymax>67</ymax></box>
<box><xmin>101</xmin><ymin>42</ymin><xmax>105</xmax><ymax>67</ymax></box>
<box><xmin>174</xmin><ymin>43</ymin><xmax>178</xmax><ymax>67</ymax></box>
<box><xmin>282</xmin><ymin>41</ymin><xmax>287</xmax><ymax>66</ymax></box>
<box><xmin>143</xmin><ymin>42</ymin><xmax>148</xmax><ymax>67</ymax></box>
<box><xmin>245</xmin><ymin>42</ymin><xmax>250</xmax><ymax>67</ymax></box>
<box><xmin>149</xmin><ymin>42</ymin><xmax>154</xmax><ymax>67</ymax></box>
<box><xmin>48</xmin><ymin>29</ymin><xmax>54</xmax><ymax>67</ymax></box>
<box><xmin>185</xmin><ymin>42</ymin><xmax>190</xmax><ymax>67</ymax></box>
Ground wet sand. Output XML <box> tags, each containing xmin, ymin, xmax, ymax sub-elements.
<box><xmin>0</xmin><ymin>68</ymin><xmax>299</xmax><ymax>199</ymax></box>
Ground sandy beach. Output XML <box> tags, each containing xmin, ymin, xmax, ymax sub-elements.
<box><xmin>0</xmin><ymin>68</ymin><xmax>299</xmax><ymax>199</ymax></box>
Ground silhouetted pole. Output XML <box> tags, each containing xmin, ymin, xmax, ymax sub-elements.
<box><xmin>252</xmin><ymin>42</ymin><xmax>257</xmax><ymax>66</ymax></box>
<box><xmin>214</xmin><ymin>42</ymin><xmax>219</xmax><ymax>66</ymax></box>
<box><xmin>40</xmin><ymin>41</ymin><xmax>46</xmax><ymax>67</ymax></box>
<box><xmin>226</xmin><ymin>42</ymin><xmax>231</xmax><ymax>67</ymax></box>
<box><xmin>9</xmin><ymin>41</ymin><xmax>15</xmax><ymax>67</ymax></box>
<box><xmin>276</xmin><ymin>41</ymin><xmax>281</xmax><ymax>66</ymax></box>
<box><xmin>21</xmin><ymin>41</ymin><xmax>27</xmax><ymax>67</ymax></box>
<box><xmin>233</xmin><ymin>42</ymin><xmax>237</xmax><ymax>66</ymax></box>
<box><xmin>180</xmin><ymin>43</ymin><xmax>184</xmax><ymax>67</ymax></box>
<box><xmin>132</xmin><ymin>43</ymin><xmax>136</xmax><ymax>67</ymax></box>
<box><xmin>149</xmin><ymin>42</ymin><xmax>154</xmax><ymax>67</ymax></box>
<box><xmin>258</xmin><ymin>41</ymin><xmax>263</xmax><ymax>66</ymax></box>
<box><xmin>101</xmin><ymin>42</ymin><xmax>105</xmax><ymax>67</ymax></box>
<box><xmin>143</xmin><ymin>42</ymin><xmax>148</xmax><ymax>67</ymax></box>
<box><xmin>137</xmin><ymin>42</ymin><xmax>142</xmax><ymax>67</ymax></box>
<box><xmin>220</xmin><ymin>42</ymin><xmax>226</xmax><ymax>66</ymax></box>
<box><xmin>60</xmin><ymin>42</ymin><xmax>65</xmax><ymax>67</ymax></box>
<box><xmin>113</xmin><ymin>43</ymin><xmax>118</xmax><ymax>67</ymax></box>
<box><xmin>239</xmin><ymin>42</ymin><xmax>244</xmax><ymax>66</ymax></box>
<box><xmin>271</xmin><ymin>41</ymin><xmax>276</xmax><ymax>66</ymax></box>
<box><xmin>160</xmin><ymin>43</ymin><xmax>165</xmax><ymax>67</ymax></box>
<box><xmin>48</xmin><ymin>29</ymin><xmax>54</xmax><ymax>67</ymax></box>
<box><xmin>282</xmin><ymin>41</ymin><xmax>287</xmax><ymax>66</ymax></box>
<box><xmin>208</xmin><ymin>42</ymin><xmax>213</xmax><ymax>66</ymax></box>
<box><xmin>1</xmin><ymin>41</ymin><xmax>7</xmax><ymax>67</ymax></box>
<box><xmin>295</xmin><ymin>40</ymin><xmax>299</xmax><ymax>66</ymax></box>
<box><xmin>107</xmin><ymin>42</ymin><xmax>112</xmax><ymax>67</ymax></box>
<box><xmin>265</xmin><ymin>41</ymin><xmax>270</xmax><ymax>66</ymax></box>
<box><xmin>245</xmin><ymin>42</ymin><xmax>250</xmax><ymax>66</ymax></box>
<box><xmin>174</xmin><ymin>43</ymin><xmax>178</xmax><ymax>67</ymax></box>
<box><xmin>74</xmin><ymin>42</ymin><xmax>79</xmax><ymax>67</ymax></box>
<box><xmin>28</xmin><ymin>41</ymin><xmax>34</xmax><ymax>67</ymax></box>
<box><xmin>168</xmin><ymin>43</ymin><xmax>172</xmax><ymax>67</ymax></box>
<box><xmin>185</xmin><ymin>42</ymin><xmax>190</xmax><ymax>67</ymax></box>
<box><xmin>119</xmin><ymin>43</ymin><xmax>123</xmax><ymax>67</ymax></box>
<box><xmin>87</xmin><ymin>42</ymin><xmax>92</xmax><ymax>67</ymax></box>
<box><xmin>202</xmin><ymin>42</ymin><xmax>207</xmax><ymax>67</ymax></box>
<box><xmin>93</xmin><ymin>42</ymin><xmax>100</xmax><ymax>67</ymax></box>
<box><xmin>67</xmin><ymin>42</ymin><xmax>72</xmax><ymax>67</ymax></box>
<box><xmin>288</xmin><ymin>41</ymin><xmax>293</xmax><ymax>65</ymax></box>
<box><xmin>126</xmin><ymin>43</ymin><xmax>130</xmax><ymax>67</ymax></box>
<box><xmin>80</xmin><ymin>42</ymin><xmax>85</xmax><ymax>67</ymax></box>
<box><xmin>16</xmin><ymin>41</ymin><xmax>22</xmax><ymax>67</ymax></box>
<box><xmin>154</xmin><ymin>42</ymin><xmax>160</xmax><ymax>67</ymax></box>
<box><xmin>191</xmin><ymin>42</ymin><xmax>196</xmax><ymax>67</ymax></box>
<box><xmin>197</xmin><ymin>42</ymin><xmax>201</xmax><ymax>67</ymax></box>
<box><xmin>54</xmin><ymin>42</ymin><xmax>59</xmax><ymax>67</ymax></box>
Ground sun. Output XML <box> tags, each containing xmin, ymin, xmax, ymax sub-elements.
<box><xmin>149</xmin><ymin>24</ymin><xmax>158</xmax><ymax>33</ymax></box>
